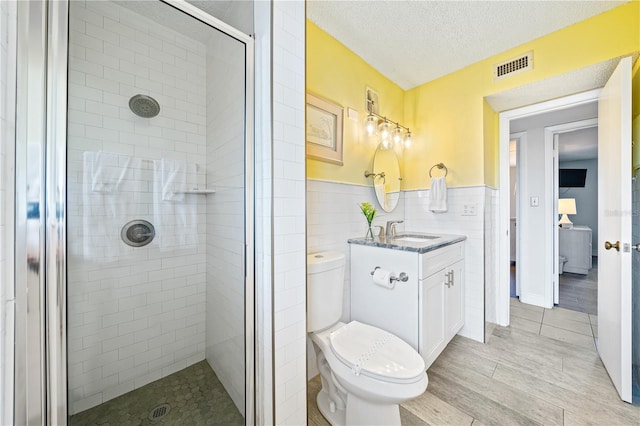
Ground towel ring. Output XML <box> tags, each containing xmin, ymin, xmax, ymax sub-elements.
<box><xmin>429</xmin><ymin>163</ymin><xmax>448</xmax><ymax>178</ymax></box>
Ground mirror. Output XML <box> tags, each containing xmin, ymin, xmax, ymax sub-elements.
<box><xmin>372</xmin><ymin>145</ymin><xmax>401</xmax><ymax>212</ymax></box>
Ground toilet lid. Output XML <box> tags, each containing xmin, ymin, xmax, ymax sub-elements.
<box><xmin>329</xmin><ymin>321</ymin><xmax>425</xmax><ymax>383</ymax></box>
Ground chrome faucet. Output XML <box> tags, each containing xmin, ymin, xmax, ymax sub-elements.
<box><xmin>386</xmin><ymin>220</ymin><xmax>403</xmax><ymax>238</ymax></box>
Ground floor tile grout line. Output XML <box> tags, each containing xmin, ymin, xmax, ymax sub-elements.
<box><xmin>540</xmin><ymin>321</ymin><xmax>594</xmax><ymax>338</ymax></box>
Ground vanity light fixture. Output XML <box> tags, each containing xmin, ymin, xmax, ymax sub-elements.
<box><xmin>379</xmin><ymin>121</ymin><xmax>391</xmax><ymax>141</ymax></box>
<box><xmin>366</xmin><ymin>114</ymin><xmax>378</xmax><ymax>134</ymax></box>
<box><xmin>404</xmin><ymin>131</ymin><xmax>412</xmax><ymax>148</ymax></box>
<box><xmin>393</xmin><ymin>125</ymin><xmax>403</xmax><ymax>144</ymax></box>
<box><xmin>365</xmin><ymin>111</ymin><xmax>413</xmax><ymax>149</ymax></box>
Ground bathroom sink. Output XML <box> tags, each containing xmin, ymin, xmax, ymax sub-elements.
<box><xmin>392</xmin><ymin>234</ymin><xmax>441</xmax><ymax>243</ymax></box>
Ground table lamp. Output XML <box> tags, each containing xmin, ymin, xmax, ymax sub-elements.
<box><xmin>558</xmin><ymin>198</ymin><xmax>576</xmax><ymax>229</ymax></box>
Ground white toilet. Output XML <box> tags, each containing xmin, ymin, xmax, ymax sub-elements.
<box><xmin>307</xmin><ymin>251</ymin><xmax>428</xmax><ymax>426</ymax></box>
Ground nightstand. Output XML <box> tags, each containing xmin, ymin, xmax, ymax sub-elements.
<box><xmin>558</xmin><ymin>226</ymin><xmax>592</xmax><ymax>275</ymax></box>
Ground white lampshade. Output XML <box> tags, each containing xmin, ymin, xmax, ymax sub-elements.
<box><xmin>558</xmin><ymin>198</ymin><xmax>577</xmax><ymax>228</ymax></box>
<box><xmin>558</xmin><ymin>198</ymin><xmax>577</xmax><ymax>214</ymax></box>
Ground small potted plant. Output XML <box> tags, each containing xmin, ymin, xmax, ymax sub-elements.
<box><xmin>359</xmin><ymin>202</ymin><xmax>376</xmax><ymax>239</ymax></box>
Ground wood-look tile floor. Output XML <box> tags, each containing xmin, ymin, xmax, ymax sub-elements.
<box><xmin>308</xmin><ymin>299</ymin><xmax>640</xmax><ymax>425</ymax></box>
<box><xmin>511</xmin><ymin>257</ymin><xmax>598</xmax><ymax>316</ymax></box>
<box><xmin>557</xmin><ymin>257</ymin><xmax>598</xmax><ymax>315</ymax></box>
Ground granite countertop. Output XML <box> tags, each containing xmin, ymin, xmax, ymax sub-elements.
<box><xmin>348</xmin><ymin>232</ymin><xmax>466</xmax><ymax>254</ymax></box>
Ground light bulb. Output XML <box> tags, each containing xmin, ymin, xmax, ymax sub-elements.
<box><xmin>404</xmin><ymin>131</ymin><xmax>412</xmax><ymax>148</ymax></box>
<box><xmin>381</xmin><ymin>139</ymin><xmax>390</xmax><ymax>149</ymax></box>
<box><xmin>366</xmin><ymin>114</ymin><xmax>377</xmax><ymax>135</ymax></box>
<box><xmin>379</xmin><ymin>121</ymin><xmax>391</xmax><ymax>141</ymax></box>
<box><xmin>393</xmin><ymin>125</ymin><xmax>403</xmax><ymax>144</ymax></box>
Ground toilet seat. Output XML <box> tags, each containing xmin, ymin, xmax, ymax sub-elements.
<box><xmin>329</xmin><ymin>321</ymin><xmax>425</xmax><ymax>384</ymax></box>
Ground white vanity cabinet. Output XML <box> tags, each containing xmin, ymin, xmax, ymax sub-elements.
<box><xmin>419</xmin><ymin>258</ymin><xmax>464</xmax><ymax>368</ymax></box>
<box><xmin>350</xmin><ymin>240</ymin><xmax>465</xmax><ymax>369</ymax></box>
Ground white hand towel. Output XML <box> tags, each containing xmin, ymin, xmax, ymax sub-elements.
<box><xmin>429</xmin><ymin>176</ymin><xmax>448</xmax><ymax>212</ymax></box>
<box><xmin>156</xmin><ymin>159</ymin><xmax>186</xmax><ymax>202</ymax></box>
<box><xmin>152</xmin><ymin>159</ymin><xmax>198</xmax><ymax>251</ymax></box>
<box><xmin>87</xmin><ymin>151</ymin><xmax>129</xmax><ymax>193</ymax></box>
<box><xmin>81</xmin><ymin>151</ymin><xmax>143</xmax><ymax>258</ymax></box>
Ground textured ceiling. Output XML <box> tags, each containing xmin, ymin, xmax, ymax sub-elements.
<box><xmin>307</xmin><ymin>1</ymin><xmax>628</xmax><ymax>90</ymax></box>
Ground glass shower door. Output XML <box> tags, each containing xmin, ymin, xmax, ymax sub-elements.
<box><xmin>14</xmin><ymin>0</ymin><xmax>254</xmax><ymax>423</ymax></box>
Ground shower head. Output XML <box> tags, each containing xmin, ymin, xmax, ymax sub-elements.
<box><xmin>129</xmin><ymin>94</ymin><xmax>160</xmax><ymax>118</ymax></box>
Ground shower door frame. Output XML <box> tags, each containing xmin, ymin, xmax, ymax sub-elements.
<box><xmin>15</xmin><ymin>1</ymin><xmax>256</xmax><ymax>424</ymax></box>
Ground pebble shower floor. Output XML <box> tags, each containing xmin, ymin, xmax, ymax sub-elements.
<box><xmin>70</xmin><ymin>361</ymin><xmax>243</xmax><ymax>425</ymax></box>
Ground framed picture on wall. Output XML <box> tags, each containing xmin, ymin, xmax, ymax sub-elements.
<box><xmin>306</xmin><ymin>93</ymin><xmax>344</xmax><ymax>166</ymax></box>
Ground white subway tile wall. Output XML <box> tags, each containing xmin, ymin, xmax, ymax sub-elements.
<box><xmin>205</xmin><ymin>34</ymin><xmax>246</xmax><ymax>414</ymax></box>
<box><xmin>66</xmin><ymin>2</ymin><xmax>209</xmax><ymax>414</ymax></box>
<box><xmin>0</xmin><ymin>1</ymin><xmax>16</xmax><ymax>422</ymax></box>
<box><xmin>272</xmin><ymin>1</ymin><xmax>307</xmax><ymax>424</ymax></box>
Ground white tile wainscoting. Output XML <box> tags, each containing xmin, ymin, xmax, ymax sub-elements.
<box><xmin>307</xmin><ymin>179</ymin><xmax>496</xmax><ymax>379</ymax></box>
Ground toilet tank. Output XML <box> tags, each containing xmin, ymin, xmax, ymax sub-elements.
<box><xmin>307</xmin><ymin>251</ymin><xmax>345</xmax><ymax>333</ymax></box>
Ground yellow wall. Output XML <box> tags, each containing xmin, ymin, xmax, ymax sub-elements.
<box><xmin>307</xmin><ymin>2</ymin><xmax>640</xmax><ymax>188</ymax></box>
<box><xmin>633</xmin><ymin>54</ymin><xmax>640</xmax><ymax>170</ymax></box>
<box><xmin>306</xmin><ymin>21</ymin><xmax>405</xmax><ymax>185</ymax></box>
<box><xmin>404</xmin><ymin>1</ymin><xmax>639</xmax><ymax>189</ymax></box>
<box><xmin>483</xmin><ymin>100</ymin><xmax>499</xmax><ymax>187</ymax></box>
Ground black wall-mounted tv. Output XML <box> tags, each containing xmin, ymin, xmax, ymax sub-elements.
<box><xmin>559</xmin><ymin>168</ymin><xmax>587</xmax><ymax>188</ymax></box>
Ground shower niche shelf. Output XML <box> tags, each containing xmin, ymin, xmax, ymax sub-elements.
<box><xmin>180</xmin><ymin>188</ymin><xmax>216</xmax><ymax>194</ymax></box>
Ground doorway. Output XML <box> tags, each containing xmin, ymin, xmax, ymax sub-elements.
<box><xmin>14</xmin><ymin>0</ymin><xmax>255</xmax><ymax>423</ymax></box>
<box><xmin>510</xmin><ymin>115</ymin><xmax>599</xmax><ymax>313</ymax></box>
<box><xmin>496</xmin><ymin>56</ymin><xmax>636</xmax><ymax>404</ymax></box>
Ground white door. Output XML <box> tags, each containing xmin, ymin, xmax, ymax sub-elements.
<box><xmin>597</xmin><ymin>56</ymin><xmax>632</xmax><ymax>403</ymax></box>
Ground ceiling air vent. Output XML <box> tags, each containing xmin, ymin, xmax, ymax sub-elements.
<box><xmin>494</xmin><ymin>51</ymin><xmax>533</xmax><ymax>81</ymax></box>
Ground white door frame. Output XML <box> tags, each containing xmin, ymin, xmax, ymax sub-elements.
<box><xmin>544</xmin><ymin>118</ymin><xmax>598</xmax><ymax>305</ymax></box>
<box><xmin>509</xmin><ymin>132</ymin><xmax>526</xmax><ymax>299</ymax></box>
<box><xmin>496</xmin><ymin>90</ymin><xmax>600</xmax><ymax>325</ymax></box>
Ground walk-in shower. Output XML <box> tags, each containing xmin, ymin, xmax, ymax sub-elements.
<box><xmin>14</xmin><ymin>0</ymin><xmax>254</xmax><ymax>423</ymax></box>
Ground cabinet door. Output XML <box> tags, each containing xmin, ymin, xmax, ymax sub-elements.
<box><xmin>419</xmin><ymin>271</ymin><xmax>445</xmax><ymax>369</ymax></box>
<box><xmin>445</xmin><ymin>259</ymin><xmax>465</xmax><ymax>339</ymax></box>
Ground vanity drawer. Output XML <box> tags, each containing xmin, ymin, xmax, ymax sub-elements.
<box><xmin>420</xmin><ymin>242</ymin><xmax>464</xmax><ymax>279</ymax></box>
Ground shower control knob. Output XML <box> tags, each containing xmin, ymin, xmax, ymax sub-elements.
<box><xmin>121</xmin><ymin>220</ymin><xmax>155</xmax><ymax>247</ymax></box>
